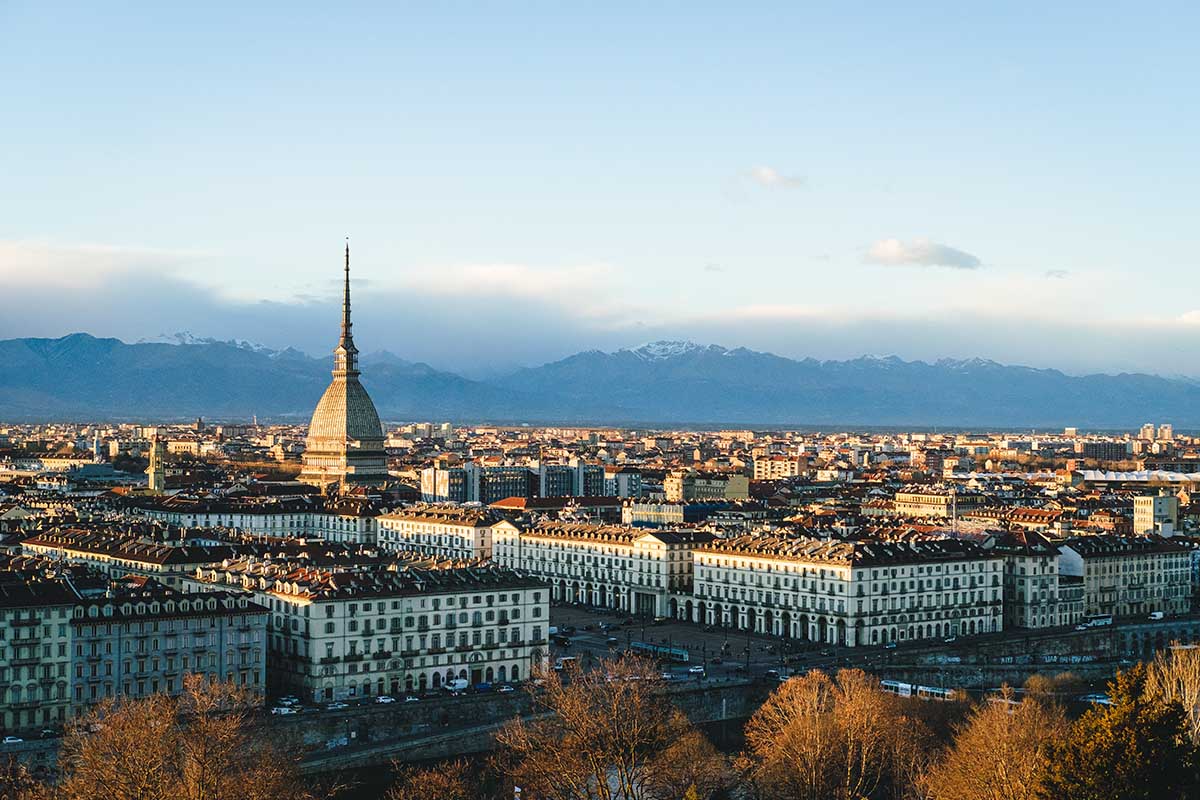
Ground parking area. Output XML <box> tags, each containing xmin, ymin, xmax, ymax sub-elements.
<box><xmin>548</xmin><ymin>604</ymin><xmax>864</xmax><ymax>679</ymax></box>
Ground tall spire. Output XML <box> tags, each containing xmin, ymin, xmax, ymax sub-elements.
<box><xmin>341</xmin><ymin>238</ymin><xmax>352</xmax><ymax>343</ymax></box>
<box><xmin>333</xmin><ymin>238</ymin><xmax>359</xmax><ymax>375</ymax></box>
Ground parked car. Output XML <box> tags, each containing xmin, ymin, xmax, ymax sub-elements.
<box><xmin>688</xmin><ymin>665</ymin><xmax>706</xmax><ymax>675</ymax></box>
<box><xmin>271</xmin><ymin>707</ymin><xmax>298</xmax><ymax>715</ymax></box>
<box><xmin>403</xmin><ymin>696</ymin><xmax>420</xmax><ymax>703</ymax></box>
<box><xmin>2</xmin><ymin>737</ymin><xmax>22</xmax><ymax>745</ymax></box>
<box><xmin>606</xmin><ymin>637</ymin><xmax>619</xmax><ymax>646</ymax></box>
<box><xmin>473</xmin><ymin>683</ymin><xmax>494</xmax><ymax>693</ymax></box>
<box><xmin>884</xmin><ymin>642</ymin><xmax>897</xmax><ymax>650</ymax></box>
<box><xmin>497</xmin><ymin>684</ymin><xmax>516</xmax><ymax>693</ymax></box>
<box><xmin>375</xmin><ymin>695</ymin><xmax>396</xmax><ymax>704</ymax></box>
<box><xmin>325</xmin><ymin>702</ymin><xmax>348</xmax><ymax>711</ymax></box>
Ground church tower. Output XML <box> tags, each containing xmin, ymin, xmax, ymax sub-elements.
<box><xmin>299</xmin><ymin>242</ymin><xmax>388</xmax><ymax>491</ymax></box>
<box><xmin>147</xmin><ymin>435</ymin><xmax>166</xmax><ymax>493</ymax></box>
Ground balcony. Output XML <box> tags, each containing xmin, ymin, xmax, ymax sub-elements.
<box><xmin>372</xmin><ymin>651</ymin><xmax>393</xmax><ymax>660</ymax></box>
<box><xmin>318</xmin><ymin>656</ymin><xmax>341</xmax><ymax>665</ymax></box>
<box><xmin>10</xmin><ymin>656</ymin><xmax>41</xmax><ymax>667</ymax></box>
<box><xmin>343</xmin><ymin>653</ymin><xmax>364</xmax><ymax>663</ymax></box>
<box><xmin>11</xmin><ymin>618</ymin><xmax>40</xmax><ymax>628</ymax></box>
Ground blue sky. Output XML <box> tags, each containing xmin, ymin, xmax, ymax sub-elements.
<box><xmin>2</xmin><ymin>2</ymin><xmax>1199</xmax><ymax>376</ymax></box>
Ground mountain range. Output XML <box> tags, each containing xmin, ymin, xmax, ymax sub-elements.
<box><xmin>2</xmin><ymin>333</ymin><xmax>1199</xmax><ymax>428</ymax></box>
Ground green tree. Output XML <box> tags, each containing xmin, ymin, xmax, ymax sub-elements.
<box><xmin>1036</xmin><ymin>663</ymin><xmax>1199</xmax><ymax>800</ymax></box>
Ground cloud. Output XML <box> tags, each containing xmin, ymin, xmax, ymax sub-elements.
<box><xmin>0</xmin><ymin>240</ymin><xmax>210</xmax><ymax>289</ymax></box>
<box><xmin>1044</xmin><ymin>269</ymin><xmax>1070</xmax><ymax>279</ymax></box>
<box><xmin>864</xmin><ymin>238</ymin><xmax>982</xmax><ymax>270</ymax></box>
<box><xmin>703</xmin><ymin>263</ymin><xmax>724</xmax><ymax>273</ymax></box>
<box><xmin>748</xmin><ymin>166</ymin><xmax>806</xmax><ymax>188</ymax></box>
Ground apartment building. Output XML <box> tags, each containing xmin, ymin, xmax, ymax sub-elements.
<box><xmin>23</xmin><ymin>530</ymin><xmax>244</xmax><ymax>589</ymax></box>
<box><xmin>376</xmin><ymin>504</ymin><xmax>506</xmax><ymax>560</ymax></box>
<box><xmin>70</xmin><ymin>578</ymin><xmax>267</xmax><ymax>714</ymax></box>
<box><xmin>0</xmin><ymin>573</ymin><xmax>77</xmax><ymax>734</ymax></box>
<box><xmin>187</xmin><ymin>559</ymin><xmax>548</xmax><ymax>702</ymax></box>
<box><xmin>1133</xmin><ymin>491</ymin><xmax>1179</xmax><ymax>536</ymax></box>
<box><xmin>133</xmin><ymin>496</ymin><xmax>382</xmax><ymax>545</ymax></box>
<box><xmin>892</xmin><ymin>485</ymin><xmax>984</xmax><ymax>518</ymax></box>
<box><xmin>752</xmin><ymin>456</ymin><xmax>804</xmax><ymax>481</ymax></box>
<box><xmin>492</xmin><ymin>521</ymin><xmax>715</xmax><ymax>618</ymax></box>
<box><xmin>1058</xmin><ymin>535</ymin><xmax>1192</xmax><ymax>618</ymax></box>
<box><xmin>986</xmin><ymin>530</ymin><xmax>1083</xmax><ymax>629</ymax></box>
<box><xmin>692</xmin><ymin>535</ymin><xmax>1004</xmax><ymax>647</ymax></box>
<box><xmin>664</xmin><ymin>471</ymin><xmax>750</xmax><ymax>503</ymax></box>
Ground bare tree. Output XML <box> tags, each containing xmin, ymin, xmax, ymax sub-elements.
<box><xmin>52</xmin><ymin>675</ymin><xmax>311</xmax><ymax>800</ymax></box>
<box><xmin>1146</xmin><ymin>644</ymin><xmax>1200</xmax><ymax>745</ymax></box>
<box><xmin>386</xmin><ymin>759</ymin><xmax>485</xmax><ymax>800</ymax></box>
<box><xmin>739</xmin><ymin>668</ymin><xmax>931</xmax><ymax>800</ymax></box>
<box><xmin>921</xmin><ymin>689</ymin><xmax>1067</xmax><ymax>800</ymax></box>
<box><xmin>495</xmin><ymin>655</ymin><xmax>726</xmax><ymax>800</ymax></box>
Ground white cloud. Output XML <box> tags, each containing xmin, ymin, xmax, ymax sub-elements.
<box><xmin>0</xmin><ymin>240</ymin><xmax>209</xmax><ymax>289</ymax></box>
<box><xmin>748</xmin><ymin>166</ymin><xmax>806</xmax><ymax>188</ymax></box>
<box><xmin>1044</xmin><ymin>269</ymin><xmax>1070</xmax><ymax>279</ymax></box>
<box><xmin>864</xmin><ymin>238</ymin><xmax>982</xmax><ymax>269</ymax></box>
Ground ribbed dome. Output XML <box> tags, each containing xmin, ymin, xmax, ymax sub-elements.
<box><xmin>305</xmin><ymin>377</ymin><xmax>384</xmax><ymax>446</ymax></box>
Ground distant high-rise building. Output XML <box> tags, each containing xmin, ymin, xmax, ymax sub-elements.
<box><xmin>1139</xmin><ymin>423</ymin><xmax>1156</xmax><ymax>441</ymax></box>
<box><xmin>1158</xmin><ymin>423</ymin><xmax>1174</xmax><ymax>442</ymax></box>
<box><xmin>299</xmin><ymin>243</ymin><xmax>388</xmax><ymax>491</ymax></box>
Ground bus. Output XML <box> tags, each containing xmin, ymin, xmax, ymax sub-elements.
<box><xmin>630</xmin><ymin>641</ymin><xmax>689</xmax><ymax>664</ymax></box>
<box><xmin>1085</xmin><ymin>614</ymin><xmax>1113</xmax><ymax>627</ymax></box>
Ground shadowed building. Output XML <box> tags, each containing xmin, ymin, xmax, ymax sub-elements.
<box><xmin>300</xmin><ymin>243</ymin><xmax>388</xmax><ymax>491</ymax></box>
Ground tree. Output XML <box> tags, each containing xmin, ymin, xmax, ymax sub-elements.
<box><xmin>386</xmin><ymin>759</ymin><xmax>490</xmax><ymax>800</ymax></box>
<box><xmin>0</xmin><ymin>758</ymin><xmax>40</xmax><ymax>800</ymax></box>
<box><xmin>495</xmin><ymin>655</ymin><xmax>727</xmax><ymax>800</ymax></box>
<box><xmin>1146</xmin><ymin>644</ymin><xmax>1200</xmax><ymax>744</ymax></box>
<box><xmin>1036</xmin><ymin>663</ymin><xmax>1199</xmax><ymax>800</ymax></box>
<box><xmin>738</xmin><ymin>668</ymin><xmax>932</xmax><ymax>800</ymax></box>
<box><xmin>52</xmin><ymin>675</ymin><xmax>313</xmax><ymax>800</ymax></box>
<box><xmin>922</xmin><ymin>688</ymin><xmax>1067</xmax><ymax>800</ymax></box>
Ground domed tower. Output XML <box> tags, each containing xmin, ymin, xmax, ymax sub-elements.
<box><xmin>299</xmin><ymin>242</ymin><xmax>388</xmax><ymax>491</ymax></box>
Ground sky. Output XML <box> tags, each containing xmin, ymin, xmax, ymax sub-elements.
<box><xmin>2</xmin><ymin>2</ymin><xmax>1199</xmax><ymax>378</ymax></box>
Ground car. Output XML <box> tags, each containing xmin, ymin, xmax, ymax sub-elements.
<box><xmin>2</xmin><ymin>737</ymin><xmax>22</xmax><ymax>745</ymax></box>
<box><xmin>325</xmin><ymin>702</ymin><xmax>349</xmax><ymax>711</ymax></box>
<box><xmin>497</xmin><ymin>684</ymin><xmax>516</xmax><ymax>693</ymax></box>
<box><xmin>1074</xmin><ymin>624</ymin><xmax>1090</xmax><ymax>631</ymax></box>
<box><xmin>583</xmin><ymin>624</ymin><xmax>594</xmax><ymax>631</ymax></box>
<box><xmin>403</xmin><ymin>695</ymin><xmax>420</xmax><ymax>703</ymax></box>
<box><xmin>943</xmin><ymin>636</ymin><xmax>958</xmax><ymax>644</ymax></box>
<box><xmin>711</xmin><ymin>656</ymin><xmax>722</xmax><ymax>664</ymax></box>
<box><xmin>560</xmin><ymin>626</ymin><xmax>577</xmax><ymax>636</ymax></box>
<box><xmin>733</xmin><ymin>664</ymin><xmax>747</xmax><ymax>673</ymax></box>
<box><xmin>473</xmin><ymin>683</ymin><xmax>494</xmax><ymax>693</ymax></box>
<box><xmin>660</xmin><ymin>672</ymin><xmax>676</xmax><ymax>681</ymax></box>
<box><xmin>688</xmin><ymin>665</ymin><xmax>706</xmax><ymax>675</ymax></box>
<box><xmin>271</xmin><ymin>707</ymin><xmax>298</xmax><ymax>715</ymax></box>
<box><xmin>375</xmin><ymin>695</ymin><xmax>396</xmax><ymax>704</ymax></box>
<box><xmin>884</xmin><ymin>642</ymin><xmax>897</xmax><ymax>650</ymax></box>
<box><xmin>606</xmin><ymin>637</ymin><xmax>619</xmax><ymax>646</ymax></box>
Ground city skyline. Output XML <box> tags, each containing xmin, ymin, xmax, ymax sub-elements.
<box><xmin>4</xmin><ymin>3</ymin><xmax>1200</xmax><ymax>376</ymax></box>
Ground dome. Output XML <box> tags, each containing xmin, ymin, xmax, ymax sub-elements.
<box><xmin>305</xmin><ymin>377</ymin><xmax>384</xmax><ymax>446</ymax></box>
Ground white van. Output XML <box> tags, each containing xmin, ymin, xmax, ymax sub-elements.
<box><xmin>1148</xmin><ymin>611</ymin><xmax>1165</xmax><ymax>621</ymax></box>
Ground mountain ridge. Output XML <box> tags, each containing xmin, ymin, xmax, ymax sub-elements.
<box><xmin>1</xmin><ymin>333</ymin><xmax>1198</xmax><ymax>427</ymax></box>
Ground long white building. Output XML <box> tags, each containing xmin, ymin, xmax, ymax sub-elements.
<box><xmin>376</xmin><ymin>504</ymin><xmax>506</xmax><ymax>560</ymax></box>
<box><xmin>492</xmin><ymin>521</ymin><xmax>714</xmax><ymax>618</ymax></box>
<box><xmin>692</xmin><ymin>535</ymin><xmax>1004</xmax><ymax>647</ymax></box>
<box><xmin>186</xmin><ymin>558</ymin><xmax>549</xmax><ymax>701</ymax></box>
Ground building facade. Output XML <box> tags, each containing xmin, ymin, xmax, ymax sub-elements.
<box><xmin>492</xmin><ymin>521</ymin><xmax>714</xmax><ymax>618</ymax></box>
<box><xmin>187</xmin><ymin>560</ymin><xmax>549</xmax><ymax>702</ymax></box>
<box><xmin>1058</xmin><ymin>536</ymin><xmax>1192</xmax><ymax>618</ymax></box>
<box><xmin>692</xmin><ymin>536</ymin><xmax>1004</xmax><ymax>647</ymax></box>
<box><xmin>70</xmin><ymin>579</ymin><xmax>267</xmax><ymax>714</ymax></box>
<box><xmin>377</xmin><ymin>504</ymin><xmax>504</xmax><ymax>560</ymax></box>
